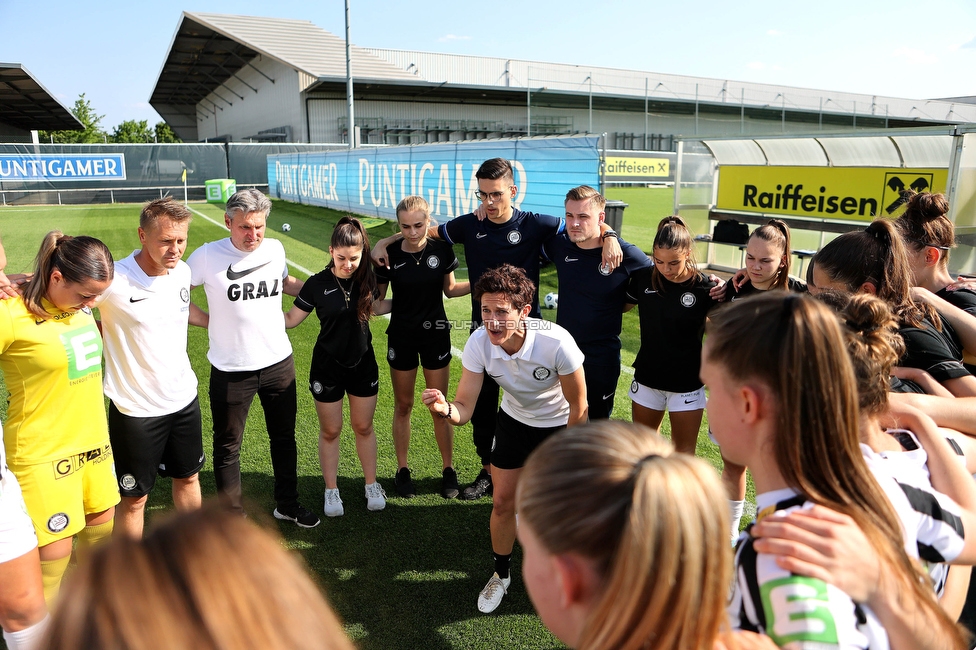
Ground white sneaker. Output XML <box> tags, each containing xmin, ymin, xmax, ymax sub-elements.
<box><xmin>324</xmin><ymin>488</ymin><xmax>344</xmax><ymax>517</ymax></box>
<box><xmin>365</xmin><ymin>482</ymin><xmax>386</xmax><ymax>511</ymax></box>
<box><xmin>477</xmin><ymin>572</ymin><xmax>511</xmax><ymax>613</ymax></box>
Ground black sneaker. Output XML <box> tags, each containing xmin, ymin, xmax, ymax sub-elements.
<box><xmin>462</xmin><ymin>469</ymin><xmax>493</xmax><ymax>500</ymax></box>
<box><xmin>394</xmin><ymin>467</ymin><xmax>416</xmax><ymax>498</ymax></box>
<box><xmin>441</xmin><ymin>467</ymin><xmax>460</xmax><ymax>499</ymax></box>
<box><xmin>273</xmin><ymin>503</ymin><xmax>321</xmax><ymax>528</ymax></box>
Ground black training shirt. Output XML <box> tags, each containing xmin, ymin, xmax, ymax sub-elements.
<box><xmin>375</xmin><ymin>239</ymin><xmax>458</xmax><ymax>333</ymax></box>
<box><xmin>295</xmin><ymin>270</ymin><xmax>375</xmax><ymax>367</ymax></box>
<box><xmin>625</xmin><ymin>269</ymin><xmax>718</xmax><ymax>393</ymax></box>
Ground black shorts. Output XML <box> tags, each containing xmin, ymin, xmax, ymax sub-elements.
<box><xmin>583</xmin><ymin>362</ymin><xmax>621</xmax><ymax>420</ymax></box>
<box><xmin>386</xmin><ymin>327</ymin><xmax>452</xmax><ymax>372</ymax></box>
<box><xmin>108</xmin><ymin>397</ymin><xmax>205</xmax><ymax>498</ymax></box>
<box><xmin>310</xmin><ymin>349</ymin><xmax>379</xmax><ymax>403</ymax></box>
<box><xmin>490</xmin><ymin>409</ymin><xmax>565</xmax><ymax>470</ymax></box>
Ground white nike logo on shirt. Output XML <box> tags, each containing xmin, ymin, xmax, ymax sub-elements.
<box><xmin>644</xmin><ymin>289</ymin><xmax>657</xmax><ymax>294</ymax></box>
<box><xmin>438</xmin><ymin>352</ymin><xmax>450</xmax><ymax>360</ymax></box>
<box><xmin>476</xmin><ymin>233</ymin><xmax>487</xmax><ymax>239</ymax></box>
<box><xmin>602</xmin><ymin>392</ymin><xmax>614</xmax><ymax>400</ymax></box>
<box><xmin>564</xmin><ymin>256</ymin><xmax>578</xmax><ymax>262</ymax></box>
<box><xmin>323</xmin><ymin>288</ymin><xmax>339</xmax><ymax>295</ymax></box>
<box><xmin>393</xmin><ymin>262</ymin><xmax>407</xmax><ymax>269</ymax></box>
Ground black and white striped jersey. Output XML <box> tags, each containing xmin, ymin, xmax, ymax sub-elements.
<box><xmin>730</xmin><ymin>488</ymin><xmax>889</xmax><ymax>649</ymax></box>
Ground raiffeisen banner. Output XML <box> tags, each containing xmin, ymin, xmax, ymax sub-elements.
<box><xmin>0</xmin><ymin>154</ymin><xmax>126</xmax><ymax>182</ymax></box>
<box><xmin>716</xmin><ymin>165</ymin><xmax>949</xmax><ymax>222</ymax></box>
<box><xmin>604</xmin><ymin>152</ymin><xmax>674</xmax><ymax>182</ymax></box>
<box><xmin>267</xmin><ymin>137</ymin><xmax>600</xmax><ymax>220</ymax></box>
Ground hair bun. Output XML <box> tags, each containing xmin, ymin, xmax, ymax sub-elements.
<box><xmin>905</xmin><ymin>191</ymin><xmax>949</xmax><ymax>222</ymax></box>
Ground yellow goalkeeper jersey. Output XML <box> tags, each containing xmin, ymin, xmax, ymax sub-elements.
<box><xmin>0</xmin><ymin>297</ymin><xmax>108</xmax><ymax>465</ymax></box>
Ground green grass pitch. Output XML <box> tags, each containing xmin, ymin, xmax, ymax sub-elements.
<box><xmin>0</xmin><ymin>191</ymin><xmax>750</xmax><ymax>650</ymax></box>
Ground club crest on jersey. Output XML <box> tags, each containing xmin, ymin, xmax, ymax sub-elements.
<box><xmin>507</xmin><ymin>230</ymin><xmax>522</xmax><ymax>245</ymax></box>
<box><xmin>120</xmin><ymin>474</ymin><xmax>137</xmax><ymax>490</ymax></box>
<box><xmin>47</xmin><ymin>513</ymin><xmax>69</xmax><ymax>533</ymax></box>
<box><xmin>598</xmin><ymin>262</ymin><xmax>612</xmax><ymax>276</ymax></box>
<box><xmin>532</xmin><ymin>367</ymin><xmax>551</xmax><ymax>381</ymax></box>
<box><xmin>680</xmin><ymin>292</ymin><xmax>697</xmax><ymax>307</ymax></box>
<box><xmin>388</xmin><ymin>348</ymin><xmax>396</xmax><ymax>361</ymax></box>
<box><xmin>311</xmin><ymin>381</ymin><xmax>324</xmax><ymax>394</ymax></box>
<box><xmin>426</xmin><ymin>256</ymin><xmax>440</xmax><ymax>269</ymax></box>
<box><xmin>180</xmin><ymin>287</ymin><xmax>190</xmax><ymax>303</ymax></box>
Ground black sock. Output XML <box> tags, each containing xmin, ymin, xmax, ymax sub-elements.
<box><xmin>494</xmin><ymin>552</ymin><xmax>512</xmax><ymax>579</ymax></box>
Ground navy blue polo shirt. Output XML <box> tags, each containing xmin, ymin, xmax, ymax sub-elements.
<box><xmin>542</xmin><ymin>233</ymin><xmax>650</xmax><ymax>365</ymax></box>
<box><xmin>439</xmin><ymin>208</ymin><xmax>563</xmax><ymax>323</ymax></box>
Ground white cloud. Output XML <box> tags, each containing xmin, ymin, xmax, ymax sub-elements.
<box><xmin>437</xmin><ymin>34</ymin><xmax>471</xmax><ymax>42</ymax></box>
<box><xmin>771</xmin><ymin>65</ymin><xmax>784</xmax><ymax>71</ymax></box>
<box><xmin>767</xmin><ymin>29</ymin><xmax>783</xmax><ymax>36</ymax></box>
<box><xmin>959</xmin><ymin>36</ymin><xmax>976</xmax><ymax>49</ymax></box>
<box><xmin>891</xmin><ymin>46</ymin><xmax>939</xmax><ymax>65</ymax></box>
<box><xmin>747</xmin><ymin>62</ymin><xmax>765</xmax><ymax>70</ymax></box>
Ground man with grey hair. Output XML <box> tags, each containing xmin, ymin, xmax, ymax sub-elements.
<box><xmin>187</xmin><ymin>189</ymin><xmax>319</xmax><ymax>527</ymax></box>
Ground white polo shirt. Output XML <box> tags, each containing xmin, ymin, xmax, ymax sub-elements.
<box><xmin>462</xmin><ymin>318</ymin><xmax>584</xmax><ymax>427</ymax></box>
<box><xmin>97</xmin><ymin>252</ymin><xmax>198</xmax><ymax>417</ymax></box>
<box><xmin>187</xmin><ymin>237</ymin><xmax>292</xmax><ymax>372</ymax></box>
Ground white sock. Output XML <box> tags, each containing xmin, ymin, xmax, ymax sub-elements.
<box><xmin>729</xmin><ymin>500</ymin><xmax>745</xmax><ymax>539</ymax></box>
<box><xmin>3</xmin><ymin>614</ymin><xmax>50</xmax><ymax>650</ymax></box>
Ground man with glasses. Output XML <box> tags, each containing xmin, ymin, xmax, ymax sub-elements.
<box><xmin>373</xmin><ymin>158</ymin><xmax>621</xmax><ymax>501</ymax></box>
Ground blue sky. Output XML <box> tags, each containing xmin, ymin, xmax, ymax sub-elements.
<box><xmin>3</xmin><ymin>0</ymin><xmax>976</xmax><ymax>129</ymax></box>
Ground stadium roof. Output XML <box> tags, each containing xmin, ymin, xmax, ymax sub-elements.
<box><xmin>149</xmin><ymin>12</ymin><xmax>418</xmax><ymax>140</ymax></box>
<box><xmin>150</xmin><ymin>13</ymin><xmax>976</xmax><ymax>142</ymax></box>
<box><xmin>0</xmin><ymin>63</ymin><xmax>83</xmax><ymax>132</ymax></box>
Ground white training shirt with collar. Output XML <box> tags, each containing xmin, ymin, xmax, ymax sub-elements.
<box><xmin>461</xmin><ymin>317</ymin><xmax>584</xmax><ymax>427</ymax></box>
<box><xmin>97</xmin><ymin>252</ymin><xmax>198</xmax><ymax>417</ymax></box>
<box><xmin>186</xmin><ymin>237</ymin><xmax>291</xmax><ymax>372</ymax></box>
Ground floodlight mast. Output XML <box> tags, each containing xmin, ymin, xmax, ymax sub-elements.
<box><xmin>345</xmin><ymin>0</ymin><xmax>356</xmax><ymax>149</ymax></box>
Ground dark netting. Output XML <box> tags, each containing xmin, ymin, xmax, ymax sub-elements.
<box><xmin>227</xmin><ymin>143</ymin><xmax>345</xmax><ymax>185</ymax></box>
<box><xmin>0</xmin><ymin>143</ymin><xmax>229</xmax><ymax>205</ymax></box>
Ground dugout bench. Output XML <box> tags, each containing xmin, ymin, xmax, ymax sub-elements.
<box><xmin>697</xmin><ymin>210</ymin><xmax>867</xmax><ymax>277</ymax></box>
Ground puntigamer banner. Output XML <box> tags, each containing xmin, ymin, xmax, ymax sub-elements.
<box><xmin>267</xmin><ymin>137</ymin><xmax>600</xmax><ymax>221</ymax></box>
<box><xmin>0</xmin><ymin>154</ymin><xmax>126</xmax><ymax>182</ymax></box>
<box><xmin>716</xmin><ymin>165</ymin><xmax>948</xmax><ymax>221</ymax></box>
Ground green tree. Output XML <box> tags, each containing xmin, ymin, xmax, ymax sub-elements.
<box><xmin>38</xmin><ymin>93</ymin><xmax>107</xmax><ymax>143</ymax></box>
<box><xmin>111</xmin><ymin>119</ymin><xmax>153</xmax><ymax>143</ymax></box>
<box><xmin>154</xmin><ymin>121</ymin><xmax>182</xmax><ymax>143</ymax></box>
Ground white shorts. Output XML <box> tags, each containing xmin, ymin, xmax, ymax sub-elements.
<box><xmin>629</xmin><ymin>381</ymin><xmax>706</xmax><ymax>412</ymax></box>
<box><xmin>0</xmin><ymin>467</ymin><xmax>39</xmax><ymax>563</ymax></box>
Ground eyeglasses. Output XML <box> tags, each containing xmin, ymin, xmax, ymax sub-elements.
<box><xmin>474</xmin><ymin>189</ymin><xmax>510</xmax><ymax>203</ymax></box>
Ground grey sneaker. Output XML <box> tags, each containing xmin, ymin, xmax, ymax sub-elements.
<box><xmin>324</xmin><ymin>488</ymin><xmax>344</xmax><ymax>517</ymax></box>
<box><xmin>462</xmin><ymin>469</ymin><xmax>493</xmax><ymax>500</ymax></box>
<box><xmin>477</xmin><ymin>572</ymin><xmax>511</xmax><ymax>613</ymax></box>
<box><xmin>365</xmin><ymin>482</ymin><xmax>386</xmax><ymax>511</ymax></box>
